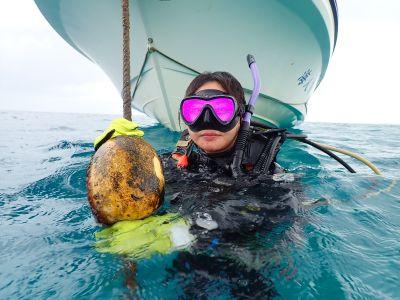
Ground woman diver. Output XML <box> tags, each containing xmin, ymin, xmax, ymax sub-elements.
<box><xmin>94</xmin><ymin>63</ymin><xmax>301</xmax><ymax>298</ymax></box>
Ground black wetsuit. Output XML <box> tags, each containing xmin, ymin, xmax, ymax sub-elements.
<box><xmin>165</xmin><ymin>126</ymin><xmax>287</xmax><ymax>175</ymax></box>
<box><xmin>157</xmin><ymin>128</ymin><xmax>301</xmax><ymax>299</ymax></box>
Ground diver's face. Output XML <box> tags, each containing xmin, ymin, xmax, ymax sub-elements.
<box><xmin>187</xmin><ymin>81</ymin><xmax>240</xmax><ymax>154</ymax></box>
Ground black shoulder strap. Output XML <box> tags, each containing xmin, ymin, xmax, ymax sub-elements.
<box><xmin>253</xmin><ymin>128</ymin><xmax>286</xmax><ymax>174</ymax></box>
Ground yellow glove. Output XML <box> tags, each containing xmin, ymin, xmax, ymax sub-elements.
<box><xmin>94</xmin><ymin>118</ymin><xmax>144</xmax><ymax>151</ymax></box>
<box><xmin>95</xmin><ymin>213</ymin><xmax>195</xmax><ymax>259</ymax></box>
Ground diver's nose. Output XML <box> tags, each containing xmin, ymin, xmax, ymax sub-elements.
<box><xmin>203</xmin><ymin>108</ymin><xmax>212</xmax><ymax>124</ymax></box>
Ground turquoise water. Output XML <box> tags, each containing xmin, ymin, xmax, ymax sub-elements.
<box><xmin>1</xmin><ymin>110</ymin><xmax>399</xmax><ymax>299</ymax></box>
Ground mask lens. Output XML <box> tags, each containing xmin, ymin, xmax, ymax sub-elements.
<box><xmin>181</xmin><ymin>98</ymin><xmax>207</xmax><ymax>123</ymax></box>
<box><xmin>208</xmin><ymin>97</ymin><xmax>236</xmax><ymax>122</ymax></box>
<box><xmin>181</xmin><ymin>96</ymin><xmax>237</xmax><ymax>125</ymax></box>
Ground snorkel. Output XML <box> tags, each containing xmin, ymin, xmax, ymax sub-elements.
<box><xmin>231</xmin><ymin>55</ymin><xmax>261</xmax><ymax>178</ymax></box>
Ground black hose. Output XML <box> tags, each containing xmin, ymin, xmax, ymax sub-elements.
<box><xmin>293</xmin><ymin>138</ymin><xmax>356</xmax><ymax>173</ymax></box>
<box><xmin>254</xmin><ymin>135</ymin><xmax>281</xmax><ymax>174</ymax></box>
<box><xmin>231</xmin><ymin>122</ymin><xmax>250</xmax><ymax>178</ymax></box>
<box><xmin>250</xmin><ymin>120</ymin><xmax>356</xmax><ymax>173</ymax></box>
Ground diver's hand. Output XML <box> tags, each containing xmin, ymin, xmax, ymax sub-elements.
<box><xmin>95</xmin><ymin>213</ymin><xmax>195</xmax><ymax>259</ymax></box>
<box><xmin>94</xmin><ymin>118</ymin><xmax>144</xmax><ymax>151</ymax></box>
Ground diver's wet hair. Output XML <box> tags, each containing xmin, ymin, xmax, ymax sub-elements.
<box><xmin>185</xmin><ymin>71</ymin><xmax>246</xmax><ymax>112</ymax></box>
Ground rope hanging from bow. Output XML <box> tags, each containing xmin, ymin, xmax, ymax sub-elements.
<box><xmin>122</xmin><ymin>0</ymin><xmax>132</xmax><ymax>121</ymax></box>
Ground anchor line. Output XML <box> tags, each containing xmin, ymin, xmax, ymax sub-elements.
<box><xmin>122</xmin><ymin>0</ymin><xmax>132</xmax><ymax>120</ymax></box>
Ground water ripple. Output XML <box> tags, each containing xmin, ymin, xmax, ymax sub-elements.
<box><xmin>1</xmin><ymin>112</ymin><xmax>399</xmax><ymax>299</ymax></box>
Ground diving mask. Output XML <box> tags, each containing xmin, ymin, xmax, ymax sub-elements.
<box><xmin>180</xmin><ymin>89</ymin><xmax>242</xmax><ymax>132</ymax></box>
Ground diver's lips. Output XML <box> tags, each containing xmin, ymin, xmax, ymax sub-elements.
<box><xmin>200</xmin><ymin>132</ymin><xmax>221</xmax><ymax>142</ymax></box>
<box><xmin>200</xmin><ymin>131</ymin><xmax>221</xmax><ymax>137</ymax></box>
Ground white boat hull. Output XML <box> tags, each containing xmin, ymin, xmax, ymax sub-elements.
<box><xmin>35</xmin><ymin>0</ymin><xmax>338</xmax><ymax>130</ymax></box>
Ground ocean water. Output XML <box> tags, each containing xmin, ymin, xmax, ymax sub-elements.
<box><xmin>0</xmin><ymin>110</ymin><xmax>399</xmax><ymax>299</ymax></box>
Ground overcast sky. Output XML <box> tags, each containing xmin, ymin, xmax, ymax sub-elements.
<box><xmin>0</xmin><ymin>1</ymin><xmax>399</xmax><ymax>124</ymax></box>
